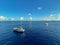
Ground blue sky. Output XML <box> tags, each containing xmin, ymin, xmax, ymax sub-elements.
<box><xmin>0</xmin><ymin>0</ymin><xmax>60</xmax><ymax>21</ymax></box>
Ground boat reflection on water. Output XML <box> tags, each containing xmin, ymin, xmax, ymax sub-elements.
<box><xmin>20</xmin><ymin>32</ymin><xmax>25</xmax><ymax>38</ymax></box>
<box><xmin>29</xmin><ymin>21</ymin><xmax>32</xmax><ymax>29</ymax></box>
<box><xmin>13</xmin><ymin>31</ymin><xmax>25</xmax><ymax>38</ymax></box>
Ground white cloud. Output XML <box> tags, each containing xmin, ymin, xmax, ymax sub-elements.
<box><xmin>30</xmin><ymin>16</ymin><xmax>32</xmax><ymax>20</ymax></box>
<box><xmin>28</xmin><ymin>13</ymin><xmax>32</xmax><ymax>16</ymax></box>
<box><xmin>11</xmin><ymin>18</ymin><xmax>15</xmax><ymax>20</ymax></box>
<box><xmin>49</xmin><ymin>14</ymin><xmax>56</xmax><ymax>17</ymax></box>
<box><xmin>0</xmin><ymin>16</ymin><xmax>7</xmax><ymax>21</ymax></box>
<box><xmin>20</xmin><ymin>17</ymin><xmax>24</xmax><ymax>20</ymax></box>
<box><xmin>39</xmin><ymin>14</ymin><xmax>57</xmax><ymax>21</ymax></box>
<box><xmin>50</xmin><ymin>14</ymin><xmax>53</xmax><ymax>17</ymax></box>
<box><xmin>57</xmin><ymin>14</ymin><xmax>60</xmax><ymax>20</ymax></box>
<box><xmin>46</xmin><ymin>14</ymin><xmax>56</xmax><ymax>21</ymax></box>
<box><xmin>28</xmin><ymin>13</ymin><xmax>32</xmax><ymax>20</ymax></box>
<box><xmin>37</xmin><ymin>7</ymin><xmax>42</xmax><ymax>10</ymax></box>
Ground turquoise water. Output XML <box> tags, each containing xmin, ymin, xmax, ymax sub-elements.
<box><xmin>0</xmin><ymin>21</ymin><xmax>60</xmax><ymax>45</ymax></box>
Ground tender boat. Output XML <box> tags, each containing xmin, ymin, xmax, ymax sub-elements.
<box><xmin>45</xmin><ymin>23</ymin><xmax>48</xmax><ymax>26</ymax></box>
<box><xmin>13</xmin><ymin>27</ymin><xmax>25</xmax><ymax>33</ymax></box>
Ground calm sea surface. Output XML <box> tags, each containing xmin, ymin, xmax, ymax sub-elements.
<box><xmin>0</xmin><ymin>21</ymin><xmax>60</xmax><ymax>45</ymax></box>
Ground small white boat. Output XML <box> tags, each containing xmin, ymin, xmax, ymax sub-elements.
<box><xmin>13</xmin><ymin>27</ymin><xmax>25</xmax><ymax>33</ymax></box>
<box><xmin>45</xmin><ymin>23</ymin><xmax>48</xmax><ymax>26</ymax></box>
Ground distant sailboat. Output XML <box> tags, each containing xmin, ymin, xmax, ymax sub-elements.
<box><xmin>45</xmin><ymin>23</ymin><xmax>48</xmax><ymax>26</ymax></box>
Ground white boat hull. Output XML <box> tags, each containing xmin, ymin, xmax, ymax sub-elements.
<box><xmin>13</xmin><ymin>27</ymin><xmax>25</xmax><ymax>33</ymax></box>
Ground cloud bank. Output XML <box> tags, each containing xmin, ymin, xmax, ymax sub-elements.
<box><xmin>0</xmin><ymin>16</ymin><xmax>7</xmax><ymax>21</ymax></box>
<box><xmin>0</xmin><ymin>14</ymin><xmax>60</xmax><ymax>21</ymax></box>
